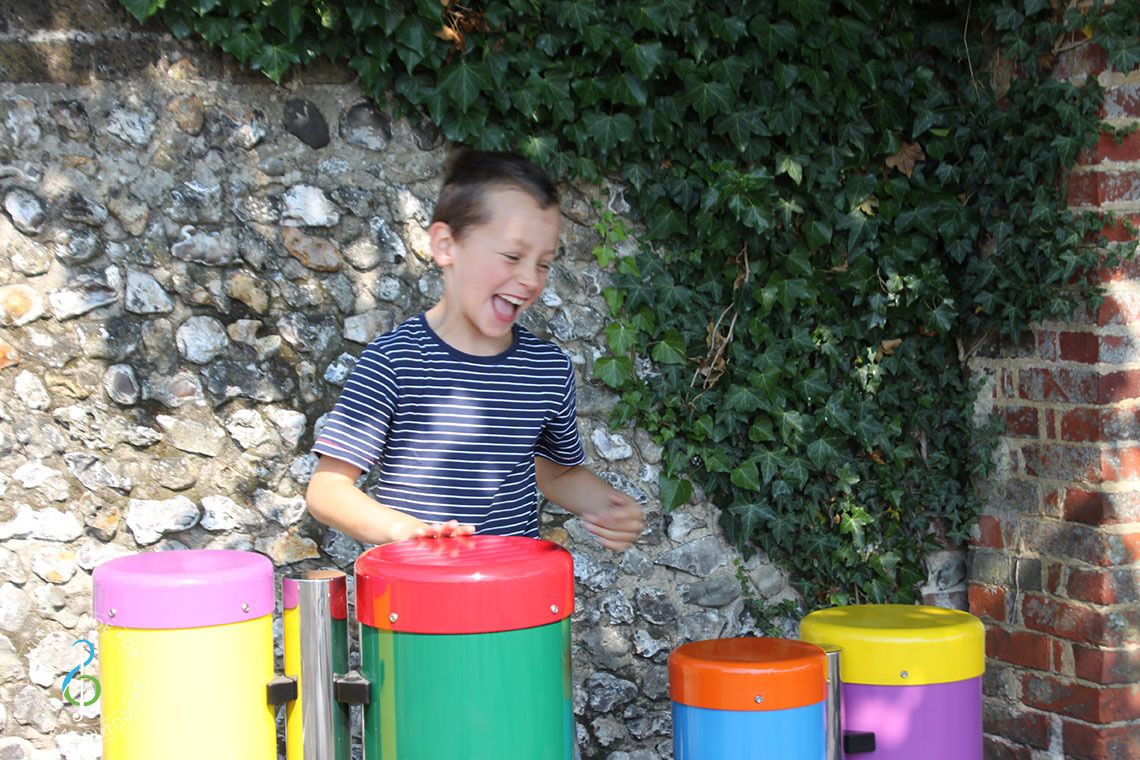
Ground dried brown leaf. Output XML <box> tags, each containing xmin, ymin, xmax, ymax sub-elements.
<box><xmin>884</xmin><ymin>142</ymin><xmax>925</xmax><ymax>177</ymax></box>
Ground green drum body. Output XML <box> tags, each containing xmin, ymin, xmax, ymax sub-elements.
<box><xmin>355</xmin><ymin>536</ymin><xmax>575</xmax><ymax>760</ymax></box>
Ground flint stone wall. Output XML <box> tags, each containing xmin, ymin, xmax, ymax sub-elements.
<box><xmin>0</xmin><ymin>4</ymin><xmax>970</xmax><ymax>759</ymax></box>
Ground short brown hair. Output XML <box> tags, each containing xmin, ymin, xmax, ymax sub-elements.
<box><xmin>432</xmin><ymin>149</ymin><xmax>559</xmax><ymax>239</ymax></box>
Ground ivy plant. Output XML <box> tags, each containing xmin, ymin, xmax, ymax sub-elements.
<box><xmin>120</xmin><ymin>0</ymin><xmax>1137</xmax><ymax>620</ymax></box>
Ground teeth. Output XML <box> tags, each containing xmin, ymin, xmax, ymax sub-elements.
<box><xmin>499</xmin><ymin>294</ymin><xmax>523</xmax><ymax>306</ymax></box>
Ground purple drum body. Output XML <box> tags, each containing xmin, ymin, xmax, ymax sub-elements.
<box><xmin>842</xmin><ymin>678</ymin><xmax>983</xmax><ymax>760</ymax></box>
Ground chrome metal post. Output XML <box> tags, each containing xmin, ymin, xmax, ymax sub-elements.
<box><xmin>822</xmin><ymin>644</ymin><xmax>843</xmax><ymax>760</ymax></box>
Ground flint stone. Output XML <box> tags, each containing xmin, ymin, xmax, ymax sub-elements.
<box><xmin>155</xmin><ymin>414</ymin><xmax>226</xmax><ymax>456</ymax></box>
<box><xmin>176</xmin><ymin>315</ymin><xmax>229</xmax><ymax>364</ymax></box>
<box><xmin>0</xmin><ymin>633</ymin><xmax>21</xmax><ymax>681</ymax></box>
<box><xmin>225</xmin><ymin>271</ymin><xmax>269</xmax><ymax>313</ymax></box>
<box><xmin>370</xmin><ymin>217</ymin><xmax>408</xmax><ymax>262</ymax></box>
<box><xmin>281</xmin><ymin>185</ymin><xmax>340</xmax><ymax>227</ymax></box>
<box><xmin>106</xmin><ymin>106</ymin><xmax>156</xmax><ymax>147</ymax></box>
<box><xmin>551</xmin><ymin>303</ymin><xmax>606</xmax><ymax>342</ymax></box>
<box><xmin>254</xmin><ymin>489</ymin><xmax>306</xmax><ymax>527</ymax></box>
<box><xmin>584</xmin><ymin>671</ymin><xmax>638</xmax><ymax>713</ymax></box>
<box><xmin>12</xmin><ymin>461</ymin><xmax>68</xmax><ymax>501</ymax></box>
<box><xmin>126</xmin><ymin>495</ymin><xmax>199</xmax><ymax>545</ymax></box>
<box><xmin>634</xmin><ymin>587</ymin><xmax>677</xmax><ymax>626</ymax></box>
<box><xmin>86</xmin><ymin>504</ymin><xmax>121</xmax><ymax>541</ymax></box>
<box><xmin>103</xmin><ymin>364</ymin><xmax>140</xmax><ymax>405</ymax></box>
<box><xmin>591</xmin><ymin>429</ymin><xmax>633</xmax><ymax>461</ymax></box>
<box><xmin>592</xmin><ymin>715</ymin><xmax>625</xmax><ymax>747</ymax></box>
<box><xmin>201</xmin><ymin>361</ymin><xmax>291</xmax><ymax>403</ymax></box>
<box><xmin>656</xmin><ymin>535</ymin><xmax>726</xmax><ymax>577</ymax></box>
<box><xmin>74</xmin><ymin>539</ymin><xmax>133</xmax><ymax>571</ymax></box>
<box><xmin>257</xmin><ymin>530</ymin><xmax>320</xmax><ymax>565</ymax></box>
<box><xmin>330</xmin><ymin>186</ymin><xmax>375</xmax><ymax>217</ymax></box>
<box><xmin>267</xmin><ymin>408</ymin><xmax>306</xmax><ymax>449</ymax></box>
<box><xmin>63</xmin><ymin>452</ymin><xmax>132</xmax><ymax>493</ymax></box>
<box><xmin>344</xmin><ymin>235</ymin><xmax>385</xmax><ymax>270</ymax></box>
<box><xmin>0</xmin><ymin>584</ymin><xmax>31</xmax><ymax>632</ymax></box>
<box><xmin>682</xmin><ymin>574</ymin><xmax>740</xmax><ymax>608</ymax></box>
<box><xmin>55</xmin><ymin>731</ymin><xmax>101</xmax><ymax>760</ymax></box>
<box><xmin>3</xmin><ymin>97</ymin><xmax>40</xmax><ymax>146</ymax></box>
<box><xmin>284</xmin><ymin>98</ymin><xmax>330</xmax><ymax>149</ymax></box>
<box><xmin>48</xmin><ymin>275</ymin><xmax>118</xmax><ymax>320</ymax></box>
<box><xmin>679</xmin><ymin>608</ymin><xmax>728</xmax><ymax>642</ymax></box>
<box><xmin>340</xmin><ymin>102</ymin><xmax>392</xmax><ymax>151</ymax></box>
<box><xmin>142</xmin><ymin>371</ymin><xmax>205</xmax><ymax>408</ymax></box>
<box><xmin>11</xmin><ymin>684</ymin><xmax>58</xmax><ymax>733</ymax></box>
<box><xmin>321</xmin><ymin>529</ymin><xmax>363</xmax><ymax>568</ymax></box>
<box><xmin>619</xmin><ymin>546</ymin><xmax>651</xmax><ymax>575</ymax></box>
<box><xmin>107</xmin><ymin>195</ymin><xmax>149</xmax><ymax>236</ymax></box>
<box><xmin>171</xmin><ymin>225</ymin><xmax>240</xmax><ymax>266</ymax></box>
<box><xmin>0</xmin><ymin>737</ymin><xmax>35</xmax><ymax>758</ymax></box>
<box><xmin>167</xmin><ymin>95</ymin><xmax>205</xmax><ymax>135</ymax></box>
<box><xmin>124</xmin><ymin>269</ymin><xmax>172</xmax><ymax>314</ymax></box>
<box><xmin>283</xmin><ymin>226</ymin><xmax>342</xmax><ymax>271</ymax></box>
<box><xmin>3</xmin><ymin>188</ymin><xmax>44</xmax><ymax>234</ymax></box>
<box><xmin>278</xmin><ymin>313</ymin><xmax>338</xmax><ymax>356</ymax></box>
<box><xmin>225</xmin><ymin>409</ymin><xmax>272</xmax><ymax>449</ymax></box>
<box><xmin>572</xmin><ymin>549</ymin><xmax>617</xmax><ymax>591</ymax></box>
<box><xmin>324</xmin><ymin>353</ymin><xmax>356</xmax><ymax>385</ymax></box>
<box><xmin>230</xmin><ymin>108</ymin><xmax>268</xmax><ymax>149</ymax></box>
<box><xmin>624</xmin><ymin>711</ymin><xmax>671</xmax><ymax>743</ymax></box>
<box><xmin>599</xmin><ymin>590</ymin><xmax>635</xmax><ymax>624</ymax></box>
<box><xmin>28</xmin><ymin>631</ymin><xmax>75</xmax><ymax>685</ymax></box>
<box><xmin>14</xmin><ymin>370</ymin><xmax>49</xmax><ymax>410</ymax></box>
<box><xmin>61</xmin><ymin>192</ymin><xmax>108</xmax><ymax>227</ymax></box>
<box><xmin>344</xmin><ymin>310</ymin><xmax>392</xmax><ymax>344</ymax></box>
<box><xmin>51</xmin><ymin>99</ymin><xmax>91</xmax><ymax>140</ymax></box>
<box><xmin>0</xmin><ymin>504</ymin><xmax>83</xmax><ymax>542</ymax></box>
<box><xmin>200</xmin><ymin>495</ymin><xmax>262</xmax><ymax>531</ymax></box>
<box><xmin>667</xmin><ymin>511</ymin><xmax>705</xmax><ymax>542</ymax></box>
<box><xmin>169</xmin><ymin>181</ymin><xmax>224</xmax><ymax>225</ymax></box>
<box><xmin>633</xmin><ymin>628</ymin><xmax>669</xmax><ymax>659</ymax></box>
<box><xmin>55</xmin><ymin>229</ymin><xmax>102</xmax><ymax>264</ymax></box>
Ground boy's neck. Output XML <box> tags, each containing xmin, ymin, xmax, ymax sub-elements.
<box><xmin>424</xmin><ymin>302</ymin><xmax>514</xmax><ymax>356</ymax></box>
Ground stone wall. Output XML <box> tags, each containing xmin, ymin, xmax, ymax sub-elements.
<box><xmin>0</xmin><ymin>4</ymin><xmax>808</xmax><ymax>759</ymax></box>
<box><xmin>967</xmin><ymin>44</ymin><xmax>1140</xmax><ymax>760</ymax></box>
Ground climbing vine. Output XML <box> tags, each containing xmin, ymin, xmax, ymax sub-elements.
<box><xmin>121</xmin><ymin>0</ymin><xmax>1138</xmax><ymax>616</ymax></box>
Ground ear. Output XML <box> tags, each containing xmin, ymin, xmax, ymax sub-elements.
<box><xmin>428</xmin><ymin>221</ymin><xmax>457</xmax><ymax>267</ymax></box>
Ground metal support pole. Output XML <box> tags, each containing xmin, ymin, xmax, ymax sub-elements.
<box><xmin>283</xmin><ymin>570</ymin><xmax>350</xmax><ymax>760</ymax></box>
<box><xmin>822</xmin><ymin>645</ymin><xmax>843</xmax><ymax>760</ymax></box>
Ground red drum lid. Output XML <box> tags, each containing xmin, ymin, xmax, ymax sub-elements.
<box><xmin>355</xmin><ymin>535</ymin><xmax>575</xmax><ymax>634</ymax></box>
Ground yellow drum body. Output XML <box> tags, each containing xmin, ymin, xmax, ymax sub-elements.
<box><xmin>99</xmin><ymin>617</ymin><xmax>276</xmax><ymax>759</ymax></box>
<box><xmin>92</xmin><ymin>550</ymin><xmax>277</xmax><ymax>760</ymax></box>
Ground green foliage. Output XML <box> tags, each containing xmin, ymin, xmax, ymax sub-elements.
<box><xmin>121</xmin><ymin>0</ymin><xmax>1137</xmax><ymax>611</ymax></box>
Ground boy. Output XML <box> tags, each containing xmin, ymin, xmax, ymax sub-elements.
<box><xmin>306</xmin><ymin>150</ymin><xmax>644</xmax><ymax>551</ymax></box>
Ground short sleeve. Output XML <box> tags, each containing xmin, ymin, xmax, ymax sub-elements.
<box><xmin>312</xmin><ymin>343</ymin><xmax>399</xmax><ymax>472</ymax></box>
<box><xmin>534</xmin><ymin>355</ymin><xmax>586</xmax><ymax>466</ymax></box>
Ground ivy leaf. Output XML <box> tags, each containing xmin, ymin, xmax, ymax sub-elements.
<box><xmin>623</xmin><ymin>41</ymin><xmax>665</xmax><ymax>80</ymax></box>
<box><xmin>702</xmin><ymin>447</ymin><xmax>733</xmax><ymax>473</ymax></box>
<box><xmin>604</xmin><ymin>321</ymin><xmax>641</xmax><ymax>354</ymax></box>
<box><xmin>725</xmin><ymin>384</ymin><xmax>764</xmax><ymax>414</ymax></box>
<box><xmin>121</xmin><ymin>0</ymin><xmax>166</xmax><ymax>22</ymax></box>
<box><xmin>251</xmin><ymin>44</ymin><xmax>299</xmax><ymax>82</ymax></box>
<box><xmin>659</xmin><ymin>475</ymin><xmax>693</xmax><ymax>511</ymax></box>
<box><xmin>805</xmin><ymin>220</ymin><xmax>832</xmax><ymax>249</ymax></box>
<box><xmin>583</xmin><ymin>111</ymin><xmax>636</xmax><ymax>154</ymax></box>
<box><xmin>732</xmin><ymin>501</ymin><xmax>774</xmax><ymax>538</ymax></box>
<box><xmin>839</xmin><ymin>504</ymin><xmax>874</xmax><ymax>548</ymax></box>
<box><xmin>265</xmin><ymin>1</ymin><xmax>305</xmax><ymax>42</ymax></box>
<box><xmin>755</xmin><ymin>448</ymin><xmax>787</xmax><ymax>484</ymax></box>
<box><xmin>685</xmin><ymin>77</ymin><xmax>734</xmax><ymax>122</ymax></box>
<box><xmin>346</xmin><ymin>5</ymin><xmax>384</xmax><ymax>32</ymax></box>
<box><xmin>751</xmin><ymin>19</ymin><xmax>796</xmax><ymax>55</ymax></box>
<box><xmin>593</xmin><ymin>356</ymin><xmax>632</xmax><ymax>388</ymax></box>
<box><xmin>439</xmin><ymin>59</ymin><xmax>489</xmax><ymax>112</ymax></box>
<box><xmin>993</xmin><ymin>7</ymin><xmax>1025</xmax><ymax>30</ymax></box>
<box><xmin>930</xmin><ymin>298</ymin><xmax>956</xmax><ymax>333</ymax></box>
<box><xmin>807</xmin><ymin>437</ymin><xmax>841</xmax><ymax>469</ymax></box>
<box><xmin>731</xmin><ymin>461</ymin><xmax>761</xmax><ymax>491</ymax></box>
<box><xmin>776</xmin><ymin>155</ymin><xmax>803</xmax><ymax>185</ymax></box>
<box><xmin>651</xmin><ymin>331</ymin><xmax>687</xmax><ymax>364</ymax></box>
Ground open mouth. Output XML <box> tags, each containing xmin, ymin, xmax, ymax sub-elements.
<box><xmin>492</xmin><ymin>293</ymin><xmax>524</xmax><ymax>322</ymax></box>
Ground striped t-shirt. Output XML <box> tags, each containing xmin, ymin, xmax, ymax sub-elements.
<box><xmin>313</xmin><ymin>314</ymin><xmax>585</xmax><ymax>538</ymax></box>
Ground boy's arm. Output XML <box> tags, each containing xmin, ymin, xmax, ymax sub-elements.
<box><xmin>306</xmin><ymin>455</ymin><xmax>474</xmax><ymax>545</ymax></box>
<box><xmin>535</xmin><ymin>457</ymin><xmax>644</xmax><ymax>551</ymax></box>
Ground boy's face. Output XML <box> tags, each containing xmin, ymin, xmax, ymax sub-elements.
<box><xmin>429</xmin><ymin>187</ymin><xmax>561</xmax><ymax>355</ymax></box>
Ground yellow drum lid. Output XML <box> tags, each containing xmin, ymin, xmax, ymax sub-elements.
<box><xmin>800</xmin><ymin>604</ymin><xmax>984</xmax><ymax>686</ymax></box>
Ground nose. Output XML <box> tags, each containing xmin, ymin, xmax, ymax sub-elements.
<box><xmin>517</xmin><ymin>261</ymin><xmax>543</xmax><ymax>290</ymax></box>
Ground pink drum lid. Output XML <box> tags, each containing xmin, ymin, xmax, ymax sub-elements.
<box><xmin>355</xmin><ymin>535</ymin><xmax>574</xmax><ymax>634</ymax></box>
<box><xmin>93</xmin><ymin>550</ymin><xmax>274</xmax><ymax>629</ymax></box>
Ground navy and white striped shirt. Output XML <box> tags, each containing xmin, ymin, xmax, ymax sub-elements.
<box><xmin>313</xmin><ymin>314</ymin><xmax>585</xmax><ymax>538</ymax></box>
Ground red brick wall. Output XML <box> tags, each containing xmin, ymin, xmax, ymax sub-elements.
<box><xmin>969</xmin><ymin>44</ymin><xmax>1140</xmax><ymax>760</ymax></box>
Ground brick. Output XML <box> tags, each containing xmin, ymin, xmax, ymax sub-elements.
<box><xmin>1097</xmin><ymin>213</ymin><xmax>1140</xmax><ymax>247</ymax></box>
<box><xmin>1094</xmin><ymin>131</ymin><xmax>1140</xmax><ymax>164</ymax></box>
<box><xmin>1097</xmin><ymin>289</ymin><xmax>1140</xmax><ymax>326</ymax></box>
<box><xmin>0</xmin><ymin>40</ymin><xmax>93</xmax><ymax>84</ymax></box>
<box><xmin>1022</xmin><ymin>519</ymin><xmax>1138</xmax><ymax>566</ymax></box>
<box><xmin>1052</xmin><ymin>639</ymin><xmax>1067</xmax><ymax>674</ymax></box>
<box><xmin>1100</xmin><ymin>446</ymin><xmax>1140</xmax><ymax>482</ymax></box>
<box><xmin>1054</xmin><ymin>42</ymin><xmax>1107</xmax><ymax>83</ymax></box>
<box><xmin>984</xmin><ymin>735</ymin><xmax>1035</xmax><ymax>760</ymax></box>
<box><xmin>1019</xmin><ymin>367</ymin><xmax>1098</xmax><ymax>403</ymax></box>
<box><xmin>1104</xmin><ymin>82</ymin><xmax>1140</xmax><ymax>119</ymax></box>
<box><xmin>1063</xmin><ymin>720</ymin><xmax>1140</xmax><ymax>760</ymax></box>
<box><xmin>1096</xmin><ymin>333</ymin><xmax>1140</xmax><ymax>364</ymax></box>
<box><xmin>1001</xmin><ymin>368</ymin><xmax>1017</xmax><ymax>398</ymax></box>
<box><xmin>1037</xmin><ymin>329</ymin><xmax>1060</xmax><ymax>361</ymax></box>
<box><xmin>1020</xmin><ymin>443</ymin><xmax>1101</xmax><ymax>482</ymax></box>
<box><xmin>1060</xmin><ymin>330</ymin><xmax>1100</xmax><ymax>363</ymax></box>
<box><xmin>1099</xmin><ymin>406</ymin><xmax>1140</xmax><ymax>441</ymax></box>
<box><xmin>1001</xmin><ymin>406</ymin><xmax>1039</xmax><ymax>438</ymax></box>
<box><xmin>972</xmin><ymin>515</ymin><xmax>1005</xmax><ymax>549</ymax></box>
<box><xmin>93</xmin><ymin>36</ymin><xmax>162</xmax><ymax>79</ymax></box>
<box><xmin>988</xmin><ymin>626</ymin><xmax>1052</xmax><ymax>671</ymax></box>
<box><xmin>983</xmin><ymin>701</ymin><xmax>1052</xmax><ymax>750</ymax></box>
<box><xmin>970</xmin><ymin>549</ymin><xmax>1014</xmax><ymax>587</ymax></box>
<box><xmin>970</xmin><ymin>582</ymin><xmax>1007</xmax><ymax>621</ymax></box>
<box><xmin>1022</xmin><ymin>673</ymin><xmax>1140</xmax><ymax>722</ymax></box>
<box><xmin>979</xmin><ymin>479</ymin><xmax>1043</xmax><ymax>517</ymax></box>
<box><xmin>1063</xmin><ymin>488</ymin><xmax>1140</xmax><ymax>525</ymax></box>
<box><xmin>1098</xmin><ymin>370</ymin><xmax>1140</xmax><ymax>402</ymax></box>
<box><xmin>1023</xmin><ymin>594</ymin><xmax>1140</xmax><ymax>646</ymax></box>
<box><xmin>1066</xmin><ymin>567</ymin><xmax>1135</xmax><ymax>605</ymax></box>
<box><xmin>1046</xmin><ymin>562</ymin><xmax>1064</xmax><ymax>594</ymax></box>
<box><xmin>1060</xmin><ymin>407</ymin><xmax>1101</xmax><ymax>443</ymax></box>
<box><xmin>1073</xmin><ymin>645</ymin><xmax>1140</xmax><ymax>685</ymax></box>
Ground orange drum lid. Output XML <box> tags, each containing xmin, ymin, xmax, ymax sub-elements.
<box><xmin>669</xmin><ymin>637</ymin><xmax>827</xmax><ymax>711</ymax></box>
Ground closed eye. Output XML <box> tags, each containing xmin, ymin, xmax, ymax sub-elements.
<box><xmin>500</xmin><ymin>252</ymin><xmax>519</xmax><ymax>262</ymax></box>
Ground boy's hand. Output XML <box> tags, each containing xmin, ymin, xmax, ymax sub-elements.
<box><xmin>416</xmin><ymin>519</ymin><xmax>477</xmax><ymax>539</ymax></box>
<box><xmin>581</xmin><ymin>491</ymin><xmax>644</xmax><ymax>552</ymax></box>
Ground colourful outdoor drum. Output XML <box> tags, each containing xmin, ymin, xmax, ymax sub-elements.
<box><xmin>92</xmin><ymin>549</ymin><xmax>277</xmax><ymax>760</ymax></box>
<box><xmin>669</xmin><ymin>637</ymin><xmax>828</xmax><ymax>759</ymax></box>
<box><xmin>800</xmin><ymin>604</ymin><xmax>985</xmax><ymax>760</ymax></box>
<box><xmin>356</xmin><ymin>535</ymin><xmax>575</xmax><ymax>759</ymax></box>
